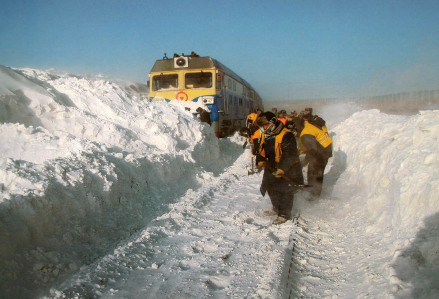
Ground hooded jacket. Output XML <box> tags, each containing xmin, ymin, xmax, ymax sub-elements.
<box><xmin>257</xmin><ymin>123</ymin><xmax>304</xmax><ymax>196</ymax></box>
<box><xmin>299</xmin><ymin>120</ymin><xmax>333</xmax><ymax>158</ymax></box>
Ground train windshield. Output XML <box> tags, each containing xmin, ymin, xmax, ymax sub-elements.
<box><xmin>152</xmin><ymin>74</ymin><xmax>178</xmax><ymax>91</ymax></box>
<box><xmin>185</xmin><ymin>72</ymin><xmax>212</xmax><ymax>89</ymax></box>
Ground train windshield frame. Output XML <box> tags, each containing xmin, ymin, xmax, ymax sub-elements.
<box><xmin>185</xmin><ymin>72</ymin><xmax>213</xmax><ymax>89</ymax></box>
<box><xmin>152</xmin><ymin>74</ymin><xmax>178</xmax><ymax>91</ymax></box>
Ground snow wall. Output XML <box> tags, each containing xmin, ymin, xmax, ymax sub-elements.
<box><xmin>0</xmin><ymin>65</ymin><xmax>243</xmax><ymax>297</ymax></box>
<box><xmin>329</xmin><ymin>109</ymin><xmax>439</xmax><ymax>297</ymax></box>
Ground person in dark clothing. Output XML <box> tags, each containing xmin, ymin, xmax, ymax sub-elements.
<box><xmin>299</xmin><ymin>113</ymin><xmax>332</xmax><ymax>197</ymax></box>
<box><xmin>196</xmin><ymin>107</ymin><xmax>211</xmax><ymax>125</ymax></box>
<box><xmin>256</xmin><ymin>112</ymin><xmax>304</xmax><ymax>224</ymax></box>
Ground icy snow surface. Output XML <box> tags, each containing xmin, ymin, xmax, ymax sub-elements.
<box><xmin>0</xmin><ymin>65</ymin><xmax>438</xmax><ymax>298</ymax></box>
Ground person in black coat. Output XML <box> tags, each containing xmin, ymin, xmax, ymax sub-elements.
<box><xmin>196</xmin><ymin>107</ymin><xmax>211</xmax><ymax>125</ymax></box>
<box><xmin>256</xmin><ymin>112</ymin><xmax>304</xmax><ymax>224</ymax></box>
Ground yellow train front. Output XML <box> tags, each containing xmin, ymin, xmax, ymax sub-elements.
<box><xmin>148</xmin><ymin>53</ymin><xmax>263</xmax><ymax>137</ymax></box>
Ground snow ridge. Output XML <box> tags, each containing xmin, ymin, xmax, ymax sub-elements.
<box><xmin>290</xmin><ymin>109</ymin><xmax>439</xmax><ymax>298</ymax></box>
<box><xmin>0</xmin><ymin>65</ymin><xmax>239</xmax><ymax>297</ymax></box>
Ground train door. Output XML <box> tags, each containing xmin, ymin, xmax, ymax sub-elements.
<box><xmin>219</xmin><ymin>91</ymin><xmax>233</xmax><ymax>136</ymax></box>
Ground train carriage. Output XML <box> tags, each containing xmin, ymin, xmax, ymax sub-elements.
<box><xmin>148</xmin><ymin>52</ymin><xmax>263</xmax><ymax>137</ymax></box>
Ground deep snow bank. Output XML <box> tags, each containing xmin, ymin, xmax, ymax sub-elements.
<box><xmin>291</xmin><ymin>109</ymin><xmax>439</xmax><ymax>298</ymax></box>
<box><xmin>332</xmin><ymin>109</ymin><xmax>439</xmax><ymax>297</ymax></box>
<box><xmin>0</xmin><ymin>65</ymin><xmax>242</xmax><ymax>297</ymax></box>
<box><xmin>332</xmin><ymin>109</ymin><xmax>439</xmax><ymax>240</ymax></box>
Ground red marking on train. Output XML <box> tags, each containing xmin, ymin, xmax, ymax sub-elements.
<box><xmin>176</xmin><ymin>92</ymin><xmax>189</xmax><ymax>101</ymax></box>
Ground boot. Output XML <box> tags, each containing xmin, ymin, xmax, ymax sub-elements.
<box><xmin>263</xmin><ymin>210</ymin><xmax>277</xmax><ymax>216</ymax></box>
<box><xmin>272</xmin><ymin>216</ymin><xmax>288</xmax><ymax>225</ymax></box>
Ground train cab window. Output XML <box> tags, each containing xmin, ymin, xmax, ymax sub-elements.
<box><xmin>152</xmin><ymin>74</ymin><xmax>178</xmax><ymax>91</ymax></box>
<box><xmin>185</xmin><ymin>72</ymin><xmax>212</xmax><ymax>89</ymax></box>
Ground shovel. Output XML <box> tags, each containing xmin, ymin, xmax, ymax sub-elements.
<box><xmin>248</xmin><ymin>155</ymin><xmax>258</xmax><ymax>175</ymax></box>
<box><xmin>261</xmin><ymin>161</ymin><xmax>312</xmax><ymax>190</ymax></box>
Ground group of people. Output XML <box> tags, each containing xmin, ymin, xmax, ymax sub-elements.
<box><xmin>244</xmin><ymin>107</ymin><xmax>333</xmax><ymax>225</ymax></box>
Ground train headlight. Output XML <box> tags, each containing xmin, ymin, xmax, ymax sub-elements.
<box><xmin>201</xmin><ymin>96</ymin><xmax>215</xmax><ymax>104</ymax></box>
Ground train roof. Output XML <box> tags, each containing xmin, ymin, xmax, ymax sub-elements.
<box><xmin>149</xmin><ymin>55</ymin><xmax>257</xmax><ymax>92</ymax></box>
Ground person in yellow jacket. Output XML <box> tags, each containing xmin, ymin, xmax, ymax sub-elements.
<box><xmin>255</xmin><ymin>112</ymin><xmax>304</xmax><ymax>224</ymax></box>
<box><xmin>245</xmin><ymin>109</ymin><xmax>262</xmax><ymax>155</ymax></box>
<box><xmin>299</xmin><ymin>113</ymin><xmax>332</xmax><ymax>197</ymax></box>
<box><xmin>277</xmin><ymin>109</ymin><xmax>287</xmax><ymax>125</ymax></box>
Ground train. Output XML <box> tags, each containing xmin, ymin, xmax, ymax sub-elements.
<box><xmin>148</xmin><ymin>52</ymin><xmax>264</xmax><ymax>137</ymax></box>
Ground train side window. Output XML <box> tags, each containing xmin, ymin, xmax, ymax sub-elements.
<box><xmin>226</xmin><ymin>94</ymin><xmax>232</xmax><ymax>113</ymax></box>
<box><xmin>216</xmin><ymin>74</ymin><xmax>222</xmax><ymax>89</ymax></box>
<box><xmin>152</xmin><ymin>74</ymin><xmax>178</xmax><ymax>91</ymax></box>
<box><xmin>185</xmin><ymin>72</ymin><xmax>212</xmax><ymax>89</ymax></box>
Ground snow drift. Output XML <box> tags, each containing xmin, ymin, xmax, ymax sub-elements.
<box><xmin>1</xmin><ymin>65</ymin><xmax>438</xmax><ymax>298</ymax></box>
<box><xmin>292</xmin><ymin>109</ymin><xmax>439</xmax><ymax>298</ymax></box>
<box><xmin>0</xmin><ymin>65</ymin><xmax>241</xmax><ymax>297</ymax></box>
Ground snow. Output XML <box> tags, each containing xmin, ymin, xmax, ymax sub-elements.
<box><xmin>0</xmin><ymin>65</ymin><xmax>438</xmax><ymax>298</ymax></box>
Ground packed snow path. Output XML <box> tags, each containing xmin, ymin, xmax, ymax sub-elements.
<box><xmin>47</xmin><ymin>150</ymin><xmax>301</xmax><ymax>298</ymax></box>
<box><xmin>292</xmin><ymin>206</ymin><xmax>393</xmax><ymax>297</ymax></box>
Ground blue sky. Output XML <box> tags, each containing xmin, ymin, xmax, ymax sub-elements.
<box><xmin>1</xmin><ymin>0</ymin><xmax>438</xmax><ymax>101</ymax></box>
